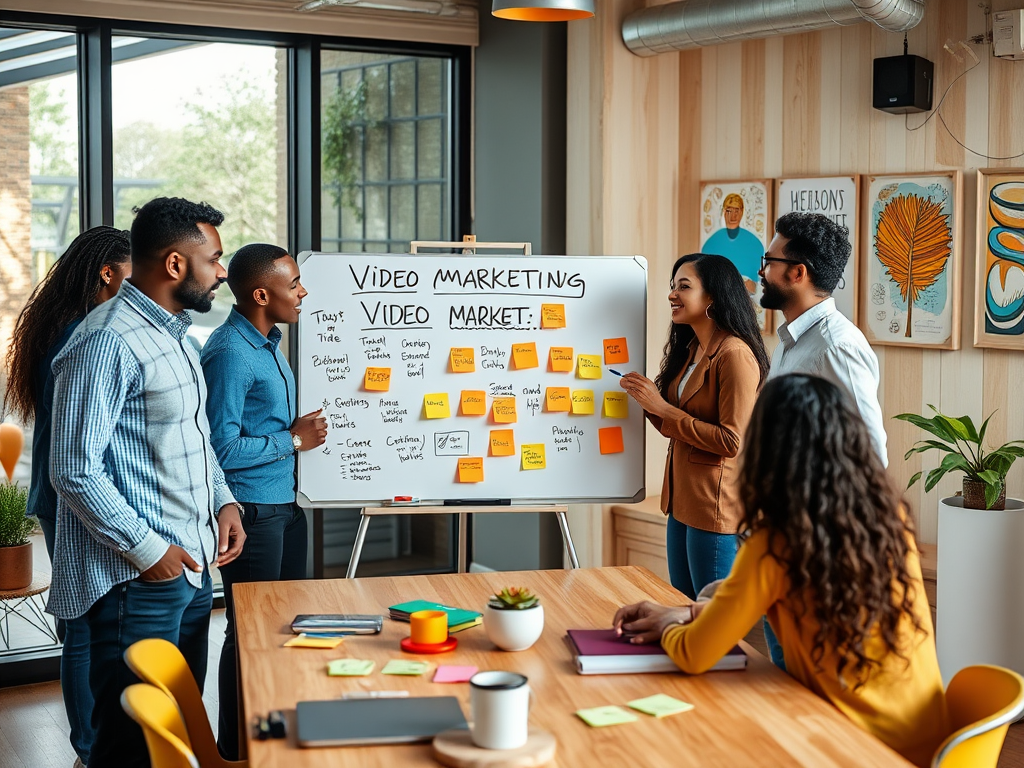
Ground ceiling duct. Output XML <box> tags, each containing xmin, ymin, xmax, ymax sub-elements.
<box><xmin>622</xmin><ymin>0</ymin><xmax>924</xmax><ymax>57</ymax></box>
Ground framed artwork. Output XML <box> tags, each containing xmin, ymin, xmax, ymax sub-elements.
<box><xmin>861</xmin><ymin>172</ymin><xmax>963</xmax><ymax>350</ymax></box>
<box><xmin>775</xmin><ymin>175</ymin><xmax>860</xmax><ymax>324</ymax></box>
<box><xmin>699</xmin><ymin>179</ymin><xmax>773</xmax><ymax>334</ymax></box>
<box><xmin>974</xmin><ymin>168</ymin><xmax>1024</xmax><ymax>350</ymax></box>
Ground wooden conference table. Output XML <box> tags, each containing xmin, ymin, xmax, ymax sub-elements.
<box><xmin>233</xmin><ymin>567</ymin><xmax>913</xmax><ymax>768</ymax></box>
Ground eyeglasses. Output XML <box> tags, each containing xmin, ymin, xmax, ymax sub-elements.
<box><xmin>760</xmin><ymin>254</ymin><xmax>803</xmax><ymax>270</ymax></box>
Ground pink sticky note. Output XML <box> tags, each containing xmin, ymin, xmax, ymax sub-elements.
<box><xmin>432</xmin><ymin>665</ymin><xmax>478</xmax><ymax>683</ymax></box>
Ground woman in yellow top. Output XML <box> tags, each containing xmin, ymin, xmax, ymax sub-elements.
<box><xmin>613</xmin><ymin>374</ymin><xmax>947</xmax><ymax>768</ymax></box>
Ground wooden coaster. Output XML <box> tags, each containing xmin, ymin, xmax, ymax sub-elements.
<box><xmin>432</xmin><ymin>727</ymin><xmax>556</xmax><ymax>768</ymax></box>
<box><xmin>401</xmin><ymin>635</ymin><xmax>458</xmax><ymax>654</ymax></box>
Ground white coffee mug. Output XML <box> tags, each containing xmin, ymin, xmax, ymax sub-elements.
<box><xmin>469</xmin><ymin>670</ymin><xmax>531</xmax><ymax>750</ymax></box>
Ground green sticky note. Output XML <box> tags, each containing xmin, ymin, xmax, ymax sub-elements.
<box><xmin>576</xmin><ymin>705</ymin><xmax>639</xmax><ymax>728</ymax></box>
<box><xmin>627</xmin><ymin>694</ymin><xmax>694</xmax><ymax>718</ymax></box>
<box><xmin>327</xmin><ymin>659</ymin><xmax>375</xmax><ymax>676</ymax></box>
<box><xmin>382</xmin><ymin>660</ymin><xmax>431</xmax><ymax>676</ymax></box>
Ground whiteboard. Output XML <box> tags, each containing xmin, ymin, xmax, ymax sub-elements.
<box><xmin>294</xmin><ymin>252</ymin><xmax>647</xmax><ymax>507</ymax></box>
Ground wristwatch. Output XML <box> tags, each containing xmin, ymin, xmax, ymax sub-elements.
<box><xmin>291</xmin><ymin>431</ymin><xmax>302</xmax><ymax>450</ymax></box>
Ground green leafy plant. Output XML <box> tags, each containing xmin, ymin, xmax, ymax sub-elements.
<box><xmin>487</xmin><ymin>586</ymin><xmax>540</xmax><ymax>611</ymax></box>
<box><xmin>322</xmin><ymin>80</ymin><xmax>371</xmax><ymax>221</ymax></box>
<box><xmin>0</xmin><ymin>482</ymin><xmax>34</xmax><ymax>547</ymax></box>
<box><xmin>895</xmin><ymin>406</ymin><xmax>1024</xmax><ymax>509</ymax></box>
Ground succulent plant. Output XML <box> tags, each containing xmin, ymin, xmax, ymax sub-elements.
<box><xmin>487</xmin><ymin>586</ymin><xmax>540</xmax><ymax>611</ymax></box>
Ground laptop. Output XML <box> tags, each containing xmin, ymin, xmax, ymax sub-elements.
<box><xmin>295</xmin><ymin>696</ymin><xmax>468</xmax><ymax>747</ymax></box>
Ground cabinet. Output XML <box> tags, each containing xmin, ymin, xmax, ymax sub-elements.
<box><xmin>610</xmin><ymin>496</ymin><xmax>669</xmax><ymax>583</ymax></box>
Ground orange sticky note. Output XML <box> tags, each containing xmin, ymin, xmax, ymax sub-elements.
<box><xmin>511</xmin><ymin>342</ymin><xmax>539</xmax><ymax>370</ymax></box>
<box><xmin>603</xmin><ymin>392</ymin><xmax>629</xmax><ymax>419</ymax></box>
<box><xmin>364</xmin><ymin>367</ymin><xmax>391</xmax><ymax>391</ymax></box>
<box><xmin>599</xmin><ymin>427</ymin><xmax>624</xmax><ymax>454</ymax></box>
<box><xmin>541</xmin><ymin>304</ymin><xmax>566</xmax><ymax>329</ymax></box>
<box><xmin>571</xmin><ymin>390</ymin><xmax>595</xmax><ymax>415</ymax></box>
<box><xmin>492</xmin><ymin>397</ymin><xmax>517</xmax><ymax>423</ymax></box>
<box><xmin>424</xmin><ymin>393</ymin><xmax>451</xmax><ymax>419</ymax></box>
<box><xmin>450</xmin><ymin>347</ymin><xmax>475</xmax><ymax>373</ymax></box>
<box><xmin>489</xmin><ymin>429</ymin><xmax>515</xmax><ymax>457</ymax></box>
<box><xmin>460</xmin><ymin>390</ymin><xmax>487</xmax><ymax>416</ymax></box>
<box><xmin>457</xmin><ymin>457</ymin><xmax>484</xmax><ymax>483</ymax></box>
<box><xmin>549</xmin><ymin>347</ymin><xmax>574</xmax><ymax>372</ymax></box>
<box><xmin>577</xmin><ymin>354</ymin><xmax>602</xmax><ymax>379</ymax></box>
<box><xmin>545</xmin><ymin>387</ymin><xmax>571</xmax><ymax>412</ymax></box>
<box><xmin>603</xmin><ymin>337</ymin><xmax>629</xmax><ymax>365</ymax></box>
<box><xmin>521</xmin><ymin>443</ymin><xmax>546</xmax><ymax>470</ymax></box>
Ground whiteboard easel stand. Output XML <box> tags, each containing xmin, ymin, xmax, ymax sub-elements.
<box><xmin>344</xmin><ymin>236</ymin><xmax>582</xmax><ymax>578</ymax></box>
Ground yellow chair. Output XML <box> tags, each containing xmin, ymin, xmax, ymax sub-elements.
<box><xmin>932</xmin><ymin>664</ymin><xmax>1024</xmax><ymax>768</ymax></box>
<box><xmin>124</xmin><ymin>638</ymin><xmax>247</xmax><ymax>768</ymax></box>
<box><xmin>121</xmin><ymin>683</ymin><xmax>200</xmax><ymax>768</ymax></box>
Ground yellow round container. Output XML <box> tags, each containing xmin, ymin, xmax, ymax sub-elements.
<box><xmin>410</xmin><ymin>610</ymin><xmax>448</xmax><ymax>645</ymax></box>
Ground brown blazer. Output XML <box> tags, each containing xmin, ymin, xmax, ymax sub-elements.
<box><xmin>648</xmin><ymin>329</ymin><xmax>761</xmax><ymax>534</ymax></box>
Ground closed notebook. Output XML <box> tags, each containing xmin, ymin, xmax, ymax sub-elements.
<box><xmin>566</xmin><ymin>629</ymin><xmax>746</xmax><ymax>675</ymax></box>
<box><xmin>388</xmin><ymin>600</ymin><xmax>481</xmax><ymax>630</ymax></box>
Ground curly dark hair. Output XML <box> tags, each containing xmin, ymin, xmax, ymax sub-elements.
<box><xmin>655</xmin><ymin>253</ymin><xmax>770</xmax><ymax>399</ymax></box>
<box><xmin>739</xmin><ymin>374</ymin><xmax>924</xmax><ymax>689</ymax></box>
<box><xmin>3</xmin><ymin>226</ymin><xmax>131</xmax><ymax>421</ymax></box>
<box><xmin>774</xmin><ymin>212</ymin><xmax>851</xmax><ymax>293</ymax></box>
<box><xmin>227</xmin><ymin>243</ymin><xmax>289</xmax><ymax>300</ymax></box>
<box><xmin>130</xmin><ymin>197</ymin><xmax>225</xmax><ymax>264</ymax></box>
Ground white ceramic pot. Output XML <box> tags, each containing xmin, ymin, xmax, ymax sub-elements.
<box><xmin>936</xmin><ymin>495</ymin><xmax>1024</xmax><ymax>685</ymax></box>
<box><xmin>482</xmin><ymin>604</ymin><xmax>544</xmax><ymax>651</ymax></box>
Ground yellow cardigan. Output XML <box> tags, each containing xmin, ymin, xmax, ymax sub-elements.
<box><xmin>661</xmin><ymin>529</ymin><xmax>948</xmax><ymax>768</ymax></box>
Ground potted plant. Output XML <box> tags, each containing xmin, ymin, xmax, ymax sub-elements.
<box><xmin>0</xmin><ymin>481</ymin><xmax>34</xmax><ymax>591</ymax></box>
<box><xmin>482</xmin><ymin>587</ymin><xmax>544</xmax><ymax>651</ymax></box>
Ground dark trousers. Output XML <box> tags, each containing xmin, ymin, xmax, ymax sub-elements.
<box><xmin>85</xmin><ymin>569</ymin><xmax>212</xmax><ymax>768</ymax></box>
<box><xmin>217</xmin><ymin>502</ymin><xmax>308</xmax><ymax>760</ymax></box>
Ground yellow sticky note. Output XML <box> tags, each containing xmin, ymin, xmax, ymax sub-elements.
<box><xmin>571</xmin><ymin>390</ymin><xmax>595</xmax><ymax>415</ymax></box>
<box><xmin>577</xmin><ymin>354</ymin><xmax>602</xmax><ymax>379</ymax></box>
<box><xmin>492</xmin><ymin>397</ymin><xmax>517</xmax><ymax>424</ymax></box>
<box><xmin>541</xmin><ymin>304</ymin><xmax>566</xmax><ymax>329</ymax></box>
<box><xmin>521</xmin><ymin>443</ymin><xmax>546</xmax><ymax>470</ymax></box>
<box><xmin>364</xmin><ymin>367</ymin><xmax>391</xmax><ymax>391</ymax></box>
<box><xmin>424</xmin><ymin>393</ymin><xmax>451</xmax><ymax>419</ymax></box>
<box><xmin>460</xmin><ymin>390</ymin><xmax>487</xmax><ymax>416</ymax></box>
<box><xmin>603</xmin><ymin>337</ymin><xmax>629</xmax><ymax>365</ymax></box>
<box><xmin>489</xmin><ymin>429</ymin><xmax>515</xmax><ymax>457</ymax></box>
<box><xmin>511</xmin><ymin>342</ymin><xmax>539</xmax><ymax>370</ymax></box>
<box><xmin>545</xmin><ymin>387</ymin><xmax>571</xmax><ymax>412</ymax></box>
<box><xmin>450</xmin><ymin>347</ymin><xmax>475</xmax><ymax>373</ymax></box>
<box><xmin>604</xmin><ymin>392</ymin><xmax>629</xmax><ymax>419</ymax></box>
<box><xmin>599</xmin><ymin>426</ymin><xmax>624</xmax><ymax>454</ymax></box>
<box><xmin>283</xmin><ymin>634</ymin><xmax>344</xmax><ymax>649</ymax></box>
<box><xmin>457</xmin><ymin>457</ymin><xmax>484</xmax><ymax>483</ymax></box>
<box><xmin>549</xmin><ymin>346</ymin><xmax>574</xmax><ymax>372</ymax></box>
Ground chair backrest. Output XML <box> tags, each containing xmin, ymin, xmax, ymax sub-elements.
<box><xmin>932</xmin><ymin>664</ymin><xmax>1024</xmax><ymax>768</ymax></box>
<box><xmin>121</xmin><ymin>684</ymin><xmax>200</xmax><ymax>768</ymax></box>
<box><xmin>124</xmin><ymin>637</ymin><xmax>241</xmax><ymax>768</ymax></box>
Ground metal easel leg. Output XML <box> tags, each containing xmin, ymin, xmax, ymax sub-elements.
<box><xmin>555</xmin><ymin>510</ymin><xmax>580</xmax><ymax>570</ymax></box>
<box><xmin>457</xmin><ymin>511</ymin><xmax>468</xmax><ymax>573</ymax></box>
<box><xmin>346</xmin><ymin>512</ymin><xmax>371</xmax><ymax>579</ymax></box>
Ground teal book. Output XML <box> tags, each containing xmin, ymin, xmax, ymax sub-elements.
<box><xmin>388</xmin><ymin>600</ymin><xmax>481</xmax><ymax>629</ymax></box>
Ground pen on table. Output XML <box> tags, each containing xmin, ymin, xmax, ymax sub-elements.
<box><xmin>342</xmin><ymin>691</ymin><xmax>410</xmax><ymax>699</ymax></box>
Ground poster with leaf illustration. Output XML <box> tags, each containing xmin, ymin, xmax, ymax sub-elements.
<box><xmin>974</xmin><ymin>169</ymin><xmax>1024</xmax><ymax>350</ymax></box>
<box><xmin>861</xmin><ymin>172</ymin><xmax>962</xmax><ymax>350</ymax></box>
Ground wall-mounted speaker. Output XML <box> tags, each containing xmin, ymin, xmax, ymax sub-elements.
<box><xmin>872</xmin><ymin>54</ymin><xmax>933</xmax><ymax>114</ymax></box>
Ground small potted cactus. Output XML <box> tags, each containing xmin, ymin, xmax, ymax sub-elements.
<box><xmin>482</xmin><ymin>586</ymin><xmax>544</xmax><ymax>651</ymax></box>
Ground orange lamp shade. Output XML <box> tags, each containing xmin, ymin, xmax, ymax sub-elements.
<box><xmin>0</xmin><ymin>423</ymin><xmax>24</xmax><ymax>483</ymax></box>
<box><xmin>491</xmin><ymin>0</ymin><xmax>594</xmax><ymax>21</ymax></box>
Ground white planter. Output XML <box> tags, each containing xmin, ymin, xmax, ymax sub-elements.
<box><xmin>482</xmin><ymin>604</ymin><xmax>544</xmax><ymax>651</ymax></box>
<box><xmin>937</xmin><ymin>495</ymin><xmax>1024</xmax><ymax>685</ymax></box>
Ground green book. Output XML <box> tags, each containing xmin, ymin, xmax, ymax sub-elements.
<box><xmin>388</xmin><ymin>600</ymin><xmax>481</xmax><ymax>629</ymax></box>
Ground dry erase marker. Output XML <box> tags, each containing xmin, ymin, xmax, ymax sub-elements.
<box><xmin>341</xmin><ymin>691</ymin><xmax>409</xmax><ymax>699</ymax></box>
<box><xmin>609</xmin><ymin>369</ymin><xmax>625</xmax><ymax>377</ymax></box>
<box><xmin>383</xmin><ymin>497</ymin><xmax>420</xmax><ymax>506</ymax></box>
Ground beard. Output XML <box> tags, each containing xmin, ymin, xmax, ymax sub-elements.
<box><xmin>759</xmin><ymin>280</ymin><xmax>789</xmax><ymax>310</ymax></box>
<box><xmin>175</xmin><ymin>272</ymin><xmax>222</xmax><ymax>313</ymax></box>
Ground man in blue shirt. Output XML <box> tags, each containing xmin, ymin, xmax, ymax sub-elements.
<box><xmin>201</xmin><ymin>243</ymin><xmax>326</xmax><ymax>759</ymax></box>
<box><xmin>49</xmin><ymin>198</ymin><xmax>246</xmax><ymax>768</ymax></box>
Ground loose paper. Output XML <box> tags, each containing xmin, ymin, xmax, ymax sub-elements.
<box><xmin>549</xmin><ymin>346</ymin><xmax>575</xmax><ymax>372</ymax></box>
<box><xmin>433</xmin><ymin>665</ymin><xmax>478</xmax><ymax>683</ymax></box>
<box><xmin>364</xmin><ymin>367</ymin><xmax>391</xmax><ymax>392</ymax></box>
<box><xmin>540</xmin><ymin>304</ymin><xmax>566</xmax><ymax>329</ymax></box>
<box><xmin>492</xmin><ymin>397</ymin><xmax>517</xmax><ymax>424</ymax></box>
<box><xmin>511</xmin><ymin>342</ymin><xmax>539</xmax><ymax>370</ymax></box>
<box><xmin>577</xmin><ymin>355</ymin><xmax>602</xmax><ymax>379</ymax></box>
<box><xmin>571</xmin><ymin>390</ymin><xmax>595</xmax><ymax>415</ymax></box>
<box><xmin>327</xmin><ymin>659</ymin><xmax>375</xmax><ymax>677</ymax></box>
<box><xmin>457</xmin><ymin>457</ymin><xmax>484</xmax><ymax>483</ymax></box>
<box><xmin>489</xmin><ymin>429</ymin><xmax>515</xmax><ymax>457</ymax></box>
<box><xmin>284</xmin><ymin>634</ymin><xmax>344</xmax><ymax>649</ymax></box>
<box><xmin>545</xmin><ymin>387</ymin><xmax>571</xmax><ymax>412</ymax></box>
<box><xmin>603</xmin><ymin>392</ymin><xmax>629</xmax><ymax>419</ymax></box>
<box><xmin>521</xmin><ymin>443</ymin><xmax>546</xmax><ymax>470</ymax></box>
<box><xmin>460</xmin><ymin>390</ymin><xmax>487</xmax><ymax>416</ymax></box>
<box><xmin>382</xmin><ymin>660</ymin><xmax>431</xmax><ymax>676</ymax></box>
<box><xmin>424</xmin><ymin>393</ymin><xmax>451</xmax><ymax>419</ymax></box>
<box><xmin>627</xmin><ymin>694</ymin><xmax>694</xmax><ymax>718</ymax></box>
<box><xmin>603</xmin><ymin>337</ymin><xmax>629</xmax><ymax>365</ymax></box>
<box><xmin>599</xmin><ymin>426</ymin><xmax>624</xmax><ymax>455</ymax></box>
<box><xmin>576</xmin><ymin>705</ymin><xmax>638</xmax><ymax>728</ymax></box>
<box><xmin>450</xmin><ymin>347</ymin><xmax>476</xmax><ymax>373</ymax></box>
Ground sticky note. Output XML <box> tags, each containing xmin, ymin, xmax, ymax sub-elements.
<box><xmin>433</xmin><ymin>665</ymin><xmax>478</xmax><ymax>683</ymax></box>
<box><xmin>511</xmin><ymin>342</ymin><xmax>539</xmax><ymax>370</ymax></box>
<box><xmin>283</xmin><ymin>634</ymin><xmax>344</xmax><ymax>649</ymax></box>
<box><xmin>460</xmin><ymin>390</ymin><xmax>487</xmax><ymax>416</ymax></box>
<box><xmin>382</xmin><ymin>660</ymin><xmax>431</xmax><ymax>676</ymax></box>
<box><xmin>571</xmin><ymin>390</ymin><xmax>595</xmax><ymax>415</ymax></box>
<box><xmin>576</xmin><ymin>705</ymin><xmax>638</xmax><ymax>728</ymax></box>
<box><xmin>424</xmin><ymin>393</ymin><xmax>451</xmax><ymax>419</ymax></box>
<box><xmin>450</xmin><ymin>347</ymin><xmax>475</xmax><ymax>373</ymax></box>
<box><xmin>577</xmin><ymin>354</ymin><xmax>602</xmax><ymax>379</ymax></box>
<box><xmin>521</xmin><ymin>444</ymin><xmax>546</xmax><ymax>470</ymax></box>
<box><xmin>489</xmin><ymin>429</ymin><xmax>515</xmax><ymax>457</ymax></box>
<box><xmin>549</xmin><ymin>346</ymin><xmax>574</xmax><ymax>372</ymax></box>
<box><xmin>364</xmin><ymin>367</ymin><xmax>391</xmax><ymax>391</ymax></box>
<box><xmin>492</xmin><ymin>397</ymin><xmax>517</xmax><ymax>424</ymax></box>
<box><xmin>627</xmin><ymin>694</ymin><xmax>694</xmax><ymax>718</ymax></box>
<box><xmin>603</xmin><ymin>337</ymin><xmax>629</xmax><ymax>364</ymax></box>
<box><xmin>457</xmin><ymin>457</ymin><xmax>484</xmax><ymax>483</ymax></box>
<box><xmin>545</xmin><ymin>387</ymin><xmax>571</xmax><ymax>412</ymax></box>
<box><xmin>599</xmin><ymin>426</ymin><xmax>624</xmax><ymax>455</ymax></box>
<box><xmin>540</xmin><ymin>304</ymin><xmax>566</xmax><ymax>328</ymax></box>
<box><xmin>327</xmin><ymin>659</ymin><xmax>375</xmax><ymax>676</ymax></box>
<box><xmin>603</xmin><ymin>392</ymin><xmax>629</xmax><ymax>419</ymax></box>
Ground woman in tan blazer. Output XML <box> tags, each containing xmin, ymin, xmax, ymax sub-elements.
<box><xmin>620</xmin><ymin>253</ymin><xmax>768</xmax><ymax>599</ymax></box>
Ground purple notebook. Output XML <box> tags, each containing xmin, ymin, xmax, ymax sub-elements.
<box><xmin>566</xmin><ymin>628</ymin><xmax>747</xmax><ymax>674</ymax></box>
<box><xmin>567</xmin><ymin>629</ymin><xmax>669</xmax><ymax>656</ymax></box>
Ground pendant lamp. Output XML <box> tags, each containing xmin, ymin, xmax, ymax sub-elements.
<box><xmin>491</xmin><ymin>0</ymin><xmax>594</xmax><ymax>21</ymax></box>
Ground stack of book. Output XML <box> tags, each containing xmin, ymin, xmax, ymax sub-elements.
<box><xmin>565</xmin><ymin>629</ymin><xmax>747</xmax><ymax>675</ymax></box>
<box><xmin>388</xmin><ymin>600</ymin><xmax>482</xmax><ymax>633</ymax></box>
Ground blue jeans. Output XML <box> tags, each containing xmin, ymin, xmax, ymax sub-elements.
<box><xmin>38</xmin><ymin>515</ymin><xmax>94</xmax><ymax>765</ymax></box>
<box><xmin>85</xmin><ymin>568</ymin><xmax>212</xmax><ymax>768</ymax></box>
<box><xmin>665</xmin><ymin>515</ymin><xmax>739</xmax><ymax>600</ymax></box>
<box><xmin>764</xmin><ymin>619</ymin><xmax>787</xmax><ymax>670</ymax></box>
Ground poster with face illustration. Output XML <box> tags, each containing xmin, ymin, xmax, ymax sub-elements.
<box><xmin>975</xmin><ymin>169</ymin><xmax>1024</xmax><ymax>350</ymax></box>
